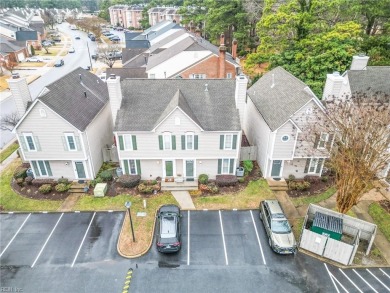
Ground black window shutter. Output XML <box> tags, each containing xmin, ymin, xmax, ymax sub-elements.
<box><xmin>220</xmin><ymin>135</ymin><xmax>224</xmax><ymax>150</ymax></box>
<box><xmin>158</xmin><ymin>135</ymin><xmax>163</xmax><ymax>150</ymax></box>
<box><xmin>194</xmin><ymin>135</ymin><xmax>198</xmax><ymax>150</ymax></box>
<box><xmin>304</xmin><ymin>158</ymin><xmax>311</xmax><ymax>173</ymax></box>
<box><xmin>181</xmin><ymin>135</ymin><xmax>185</xmax><ymax>150</ymax></box>
<box><xmin>136</xmin><ymin>160</ymin><xmax>141</xmax><ymax>175</ymax></box>
<box><xmin>217</xmin><ymin>159</ymin><xmax>222</xmax><ymax>174</ymax></box>
<box><xmin>316</xmin><ymin>158</ymin><xmax>324</xmax><ymax>173</ymax></box>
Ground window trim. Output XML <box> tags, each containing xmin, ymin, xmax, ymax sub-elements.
<box><xmin>185</xmin><ymin>132</ymin><xmax>194</xmax><ymax>150</ymax></box>
<box><xmin>224</xmin><ymin>134</ymin><xmax>233</xmax><ymax>150</ymax></box>
<box><xmin>281</xmin><ymin>135</ymin><xmax>290</xmax><ymax>142</ymax></box>
<box><xmin>226</xmin><ymin>73</ymin><xmax>232</xmax><ymax>78</ymax></box>
<box><xmin>124</xmin><ymin>159</ymin><xmax>138</xmax><ymax>175</ymax></box>
<box><xmin>318</xmin><ymin>132</ymin><xmax>329</xmax><ymax>149</ymax></box>
<box><xmin>308</xmin><ymin>158</ymin><xmax>319</xmax><ymax>174</ymax></box>
<box><xmin>64</xmin><ymin>133</ymin><xmax>77</xmax><ymax>151</ymax></box>
<box><xmin>32</xmin><ymin>160</ymin><xmax>51</xmax><ymax>177</ymax></box>
<box><xmin>123</xmin><ymin>134</ymin><xmax>133</xmax><ymax>151</ymax></box>
<box><xmin>222</xmin><ymin>158</ymin><xmax>231</xmax><ymax>174</ymax></box>
<box><xmin>24</xmin><ymin>133</ymin><xmax>36</xmax><ymax>151</ymax></box>
<box><xmin>163</xmin><ymin>132</ymin><xmax>172</xmax><ymax>150</ymax></box>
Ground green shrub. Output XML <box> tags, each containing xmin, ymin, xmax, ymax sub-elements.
<box><xmin>55</xmin><ymin>183</ymin><xmax>70</xmax><ymax>192</ymax></box>
<box><xmin>288</xmin><ymin>174</ymin><xmax>296</xmax><ymax>181</ymax></box>
<box><xmin>39</xmin><ymin>184</ymin><xmax>52</xmax><ymax>194</ymax></box>
<box><xmin>321</xmin><ymin>176</ymin><xmax>329</xmax><ymax>182</ymax></box>
<box><xmin>25</xmin><ymin>176</ymin><xmax>33</xmax><ymax>185</ymax></box>
<box><xmin>16</xmin><ymin>178</ymin><xmax>24</xmax><ymax>186</ymax></box>
<box><xmin>13</xmin><ymin>167</ymin><xmax>28</xmax><ymax>179</ymax></box>
<box><xmin>238</xmin><ymin>177</ymin><xmax>245</xmax><ymax>183</ymax></box>
<box><xmin>151</xmin><ymin>180</ymin><xmax>157</xmax><ymax>185</ymax></box>
<box><xmin>118</xmin><ymin>175</ymin><xmax>141</xmax><ymax>188</ymax></box>
<box><xmin>243</xmin><ymin>160</ymin><xmax>253</xmax><ymax>175</ymax></box>
<box><xmin>289</xmin><ymin>181</ymin><xmax>311</xmax><ymax>191</ymax></box>
<box><xmin>208</xmin><ymin>183</ymin><xmax>219</xmax><ymax>194</ymax></box>
<box><xmin>198</xmin><ymin>174</ymin><xmax>209</xmax><ymax>184</ymax></box>
<box><xmin>137</xmin><ymin>183</ymin><xmax>154</xmax><ymax>194</ymax></box>
<box><xmin>100</xmin><ymin>170</ymin><xmax>113</xmax><ymax>182</ymax></box>
<box><xmin>90</xmin><ymin>177</ymin><xmax>103</xmax><ymax>188</ymax></box>
<box><xmin>57</xmin><ymin>177</ymin><xmax>69</xmax><ymax>184</ymax></box>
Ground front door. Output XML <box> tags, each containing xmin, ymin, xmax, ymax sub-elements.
<box><xmin>185</xmin><ymin>160</ymin><xmax>194</xmax><ymax>181</ymax></box>
<box><xmin>165</xmin><ymin>160</ymin><xmax>173</xmax><ymax>177</ymax></box>
<box><xmin>271</xmin><ymin>160</ymin><xmax>282</xmax><ymax>177</ymax></box>
<box><xmin>75</xmin><ymin>161</ymin><xmax>86</xmax><ymax>179</ymax></box>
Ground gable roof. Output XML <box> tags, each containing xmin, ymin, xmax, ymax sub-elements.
<box><xmin>106</xmin><ymin>68</ymin><xmax>147</xmax><ymax>79</ymax></box>
<box><xmin>116</xmin><ymin>79</ymin><xmax>240</xmax><ymax>132</ymax></box>
<box><xmin>122</xmin><ymin>47</ymin><xmax>148</xmax><ymax>64</ymax></box>
<box><xmin>347</xmin><ymin>66</ymin><xmax>390</xmax><ymax>98</ymax></box>
<box><xmin>0</xmin><ymin>39</ymin><xmax>24</xmax><ymax>53</ymax></box>
<box><xmin>37</xmin><ymin>67</ymin><xmax>109</xmax><ymax>131</ymax></box>
<box><xmin>247</xmin><ymin>67</ymin><xmax>317</xmax><ymax>131</ymax></box>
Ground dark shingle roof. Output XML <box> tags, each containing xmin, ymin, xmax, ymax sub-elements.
<box><xmin>347</xmin><ymin>67</ymin><xmax>390</xmax><ymax>98</ymax></box>
<box><xmin>247</xmin><ymin>67</ymin><xmax>315</xmax><ymax>131</ymax></box>
<box><xmin>38</xmin><ymin>68</ymin><xmax>109</xmax><ymax>131</ymax></box>
<box><xmin>122</xmin><ymin>47</ymin><xmax>147</xmax><ymax>64</ymax></box>
<box><xmin>116</xmin><ymin>79</ymin><xmax>240</xmax><ymax>132</ymax></box>
<box><xmin>0</xmin><ymin>39</ymin><xmax>24</xmax><ymax>52</ymax></box>
<box><xmin>106</xmin><ymin>68</ymin><xmax>147</xmax><ymax>79</ymax></box>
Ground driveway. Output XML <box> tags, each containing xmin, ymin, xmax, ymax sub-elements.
<box><xmin>1</xmin><ymin>210</ymin><xmax>389</xmax><ymax>293</ymax></box>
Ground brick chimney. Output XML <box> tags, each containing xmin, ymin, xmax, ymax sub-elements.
<box><xmin>232</xmin><ymin>39</ymin><xmax>238</xmax><ymax>60</ymax></box>
<box><xmin>322</xmin><ymin>71</ymin><xmax>346</xmax><ymax>100</ymax></box>
<box><xmin>218</xmin><ymin>33</ymin><xmax>226</xmax><ymax>78</ymax></box>
<box><xmin>7</xmin><ymin>76</ymin><xmax>32</xmax><ymax>118</ymax></box>
<box><xmin>106</xmin><ymin>74</ymin><xmax>123</xmax><ymax>125</ymax></box>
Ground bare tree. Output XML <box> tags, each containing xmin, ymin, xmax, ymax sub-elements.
<box><xmin>1</xmin><ymin>112</ymin><xmax>20</xmax><ymax>131</ymax></box>
<box><xmin>312</xmin><ymin>93</ymin><xmax>390</xmax><ymax>213</ymax></box>
<box><xmin>96</xmin><ymin>44</ymin><xmax>122</xmax><ymax>68</ymax></box>
<box><xmin>41</xmin><ymin>10</ymin><xmax>56</xmax><ymax>29</ymax></box>
<box><xmin>3</xmin><ymin>60</ymin><xmax>18</xmax><ymax>74</ymax></box>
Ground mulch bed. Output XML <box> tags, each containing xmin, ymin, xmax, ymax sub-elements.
<box><xmin>286</xmin><ymin>176</ymin><xmax>335</xmax><ymax>198</ymax></box>
<box><xmin>11</xmin><ymin>180</ymin><xmax>70</xmax><ymax>200</ymax></box>
<box><xmin>379</xmin><ymin>200</ymin><xmax>390</xmax><ymax>213</ymax></box>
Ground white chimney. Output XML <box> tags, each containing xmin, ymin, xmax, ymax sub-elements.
<box><xmin>350</xmin><ymin>54</ymin><xmax>369</xmax><ymax>70</ymax></box>
<box><xmin>106</xmin><ymin>75</ymin><xmax>123</xmax><ymax>125</ymax></box>
<box><xmin>322</xmin><ymin>71</ymin><xmax>345</xmax><ymax>100</ymax></box>
<box><xmin>235</xmin><ymin>73</ymin><xmax>248</xmax><ymax>127</ymax></box>
<box><xmin>7</xmin><ymin>76</ymin><xmax>32</xmax><ymax>118</ymax></box>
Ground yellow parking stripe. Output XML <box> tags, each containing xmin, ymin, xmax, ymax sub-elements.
<box><xmin>122</xmin><ymin>268</ymin><xmax>133</xmax><ymax>293</ymax></box>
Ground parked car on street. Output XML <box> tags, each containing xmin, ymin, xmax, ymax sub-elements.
<box><xmin>68</xmin><ymin>47</ymin><xmax>75</xmax><ymax>53</ymax></box>
<box><xmin>156</xmin><ymin>205</ymin><xmax>181</xmax><ymax>253</ymax></box>
<box><xmin>26</xmin><ymin>57</ymin><xmax>43</xmax><ymax>62</ymax></box>
<box><xmin>111</xmin><ymin>37</ymin><xmax>120</xmax><ymax>43</ymax></box>
<box><xmin>108</xmin><ymin>51</ymin><xmax>122</xmax><ymax>60</ymax></box>
<box><xmin>259</xmin><ymin>200</ymin><xmax>297</xmax><ymax>254</ymax></box>
<box><xmin>54</xmin><ymin>59</ymin><xmax>64</xmax><ymax>67</ymax></box>
<box><xmin>75</xmin><ymin>36</ymin><xmax>80</xmax><ymax>40</ymax></box>
<box><xmin>108</xmin><ymin>35</ymin><xmax>119</xmax><ymax>40</ymax></box>
<box><xmin>42</xmin><ymin>41</ymin><xmax>52</xmax><ymax>47</ymax></box>
<box><xmin>53</xmin><ymin>37</ymin><xmax>61</xmax><ymax>42</ymax></box>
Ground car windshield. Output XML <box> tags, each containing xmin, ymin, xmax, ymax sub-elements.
<box><xmin>271</xmin><ymin>219</ymin><xmax>291</xmax><ymax>234</ymax></box>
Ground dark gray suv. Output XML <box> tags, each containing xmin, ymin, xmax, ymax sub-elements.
<box><xmin>156</xmin><ymin>205</ymin><xmax>181</xmax><ymax>253</ymax></box>
<box><xmin>259</xmin><ymin>200</ymin><xmax>297</xmax><ymax>254</ymax></box>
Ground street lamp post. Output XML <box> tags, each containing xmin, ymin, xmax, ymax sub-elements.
<box><xmin>86</xmin><ymin>40</ymin><xmax>93</xmax><ymax>70</ymax></box>
<box><xmin>125</xmin><ymin>201</ymin><xmax>135</xmax><ymax>242</ymax></box>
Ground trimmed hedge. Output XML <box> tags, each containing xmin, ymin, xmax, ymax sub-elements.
<box><xmin>118</xmin><ymin>175</ymin><xmax>141</xmax><ymax>188</ymax></box>
<box><xmin>38</xmin><ymin>184</ymin><xmax>52</xmax><ymax>194</ymax></box>
<box><xmin>100</xmin><ymin>169</ymin><xmax>113</xmax><ymax>182</ymax></box>
<box><xmin>55</xmin><ymin>183</ymin><xmax>70</xmax><ymax>192</ymax></box>
<box><xmin>198</xmin><ymin>174</ymin><xmax>209</xmax><ymax>184</ymax></box>
<box><xmin>216</xmin><ymin>175</ymin><xmax>238</xmax><ymax>187</ymax></box>
<box><xmin>289</xmin><ymin>181</ymin><xmax>311</xmax><ymax>191</ymax></box>
<box><xmin>57</xmin><ymin>177</ymin><xmax>69</xmax><ymax>184</ymax></box>
<box><xmin>137</xmin><ymin>183</ymin><xmax>154</xmax><ymax>194</ymax></box>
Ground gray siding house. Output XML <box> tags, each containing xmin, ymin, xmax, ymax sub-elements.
<box><xmin>107</xmin><ymin>75</ymin><xmax>248</xmax><ymax>184</ymax></box>
<box><xmin>244</xmin><ymin>67</ymin><xmax>331</xmax><ymax>179</ymax></box>
<box><xmin>13</xmin><ymin>68</ymin><xmax>113</xmax><ymax>180</ymax></box>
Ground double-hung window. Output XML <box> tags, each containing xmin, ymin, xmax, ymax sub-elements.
<box><xmin>186</xmin><ymin>133</ymin><xmax>194</xmax><ymax>150</ymax></box>
<box><xmin>224</xmin><ymin>134</ymin><xmax>233</xmax><ymax>150</ymax></box>
<box><xmin>222</xmin><ymin>158</ymin><xmax>230</xmax><ymax>174</ymax></box>
<box><xmin>308</xmin><ymin>158</ymin><xmax>318</xmax><ymax>173</ymax></box>
<box><xmin>24</xmin><ymin>133</ymin><xmax>36</xmax><ymax>151</ymax></box>
<box><xmin>123</xmin><ymin>159</ymin><xmax>138</xmax><ymax>175</ymax></box>
<box><xmin>318</xmin><ymin>132</ymin><xmax>329</xmax><ymax>149</ymax></box>
<box><xmin>123</xmin><ymin>134</ymin><xmax>133</xmax><ymax>150</ymax></box>
<box><xmin>31</xmin><ymin>160</ymin><xmax>52</xmax><ymax>177</ymax></box>
<box><xmin>65</xmin><ymin>133</ymin><xmax>77</xmax><ymax>151</ymax></box>
<box><xmin>163</xmin><ymin>133</ymin><xmax>172</xmax><ymax>150</ymax></box>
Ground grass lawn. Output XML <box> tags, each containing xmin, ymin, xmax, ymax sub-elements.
<box><xmin>291</xmin><ymin>217</ymin><xmax>304</xmax><ymax>240</ymax></box>
<box><xmin>369</xmin><ymin>202</ymin><xmax>390</xmax><ymax>242</ymax></box>
<box><xmin>0</xmin><ymin>142</ymin><xmax>18</xmax><ymax>163</ymax></box>
<box><xmin>192</xmin><ymin>179</ymin><xmax>275</xmax><ymax>210</ymax></box>
<box><xmin>0</xmin><ymin>159</ymin><xmax>63</xmax><ymax>211</ymax></box>
<box><xmin>35</xmin><ymin>49</ymin><xmax>67</xmax><ymax>57</ymax></box>
<box><xmin>18</xmin><ymin>62</ymin><xmax>45</xmax><ymax>67</ymax></box>
<box><xmin>290</xmin><ymin>186</ymin><xmax>336</xmax><ymax>207</ymax></box>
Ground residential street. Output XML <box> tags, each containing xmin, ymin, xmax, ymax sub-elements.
<box><xmin>1</xmin><ymin>211</ymin><xmax>389</xmax><ymax>292</ymax></box>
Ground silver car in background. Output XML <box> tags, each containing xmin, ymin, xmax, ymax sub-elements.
<box><xmin>259</xmin><ymin>200</ymin><xmax>297</xmax><ymax>254</ymax></box>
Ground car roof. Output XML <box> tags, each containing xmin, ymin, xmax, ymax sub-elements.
<box><xmin>264</xmin><ymin>200</ymin><xmax>285</xmax><ymax>215</ymax></box>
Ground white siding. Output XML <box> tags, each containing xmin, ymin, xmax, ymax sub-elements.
<box><xmin>282</xmin><ymin>158</ymin><xmax>309</xmax><ymax>179</ymax></box>
<box><xmin>272</xmin><ymin>121</ymin><xmax>297</xmax><ymax>159</ymax></box>
<box><xmin>244</xmin><ymin>98</ymin><xmax>271</xmax><ymax>176</ymax></box>
<box><xmin>17</xmin><ymin>101</ymin><xmax>85</xmax><ymax>161</ymax></box>
<box><xmin>148</xmin><ymin>51</ymin><xmax>211</xmax><ymax>78</ymax></box>
<box><xmin>85</xmin><ymin>104</ymin><xmax>113</xmax><ymax>178</ymax></box>
<box><xmin>45</xmin><ymin>160</ymin><xmax>76</xmax><ymax>179</ymax></box>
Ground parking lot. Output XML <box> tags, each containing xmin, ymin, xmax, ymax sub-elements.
<box><xmin>1</xmin><ymin>210</ymin><xmax>389</xmax><ymax>292</ymax></box>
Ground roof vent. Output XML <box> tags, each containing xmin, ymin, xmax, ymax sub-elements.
<box><xmin>84</xmin><ymin>91</ymin><xmax>87</xmax><ymax>98</ymax></box>
<box><xmin>109</xmin><ymin>74</ymin><xmax>116</xmax><ymax>79</ymax></box>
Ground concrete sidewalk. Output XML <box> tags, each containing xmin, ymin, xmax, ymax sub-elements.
<box><xmin>171</xmin><ymin>191</ymin><xmax>195</xmax><ymax>210</ymax></box>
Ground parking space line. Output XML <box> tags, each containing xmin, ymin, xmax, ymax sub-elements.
<box><xmin>324</xmin><ymin>264</ymin><xmax>341</xmax><ymax>293</ymax></box>
<box><xmin>0</xmin><ymin>213</ymin><xmax>31</xmax><ymax>258</ymax></box>
<box><xmin>218</xmin><ymin>210</ymin><xmax>228</xmax><ymax>266</ymax></box>
<box><xmin>353</xmin><ymin>269</ymin><xmax>379</xmax><ymax>293</ymax></box>
<box><xmin>249</xmin><ymin>210</ymin><xmax>266</xmax><ymax>265</ymax></box>
<box><xmin>71</xmin><ymin>212</ymin><xmax>96</xmax><ymax>267</ymax></box>
<box><xmin>366</xmin><ymin>269</ymin><xmax>390</xmax><ymax>292</ymax></box>
<box><xmin>187</xmin><ymin>210</ymin><xmax>190</xmax><ymax>266</ymax></box>
<box><xmin>31</xmin><ymin>213</ymin><xmax>64</xmax><ymax>268</ymax></box>
<box><xmin>338</xmin><ymin>268</ymin><xmax>363</xmax><ymax>293</ymax></box>
<box><xmin>380</xmin><ymin>268</ymin><xmax>390</xmax><ymax>279</ymax></box>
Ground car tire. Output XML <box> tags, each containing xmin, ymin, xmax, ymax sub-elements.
<box><xmin>268</xmin><ymin>237</ymin><xmax>272</xmax><ymax>248</ymax></box>
<box><xmin>259</xmin><ymin>211</ymin><xmax>263</xmax><ymax>221</ymax></box>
